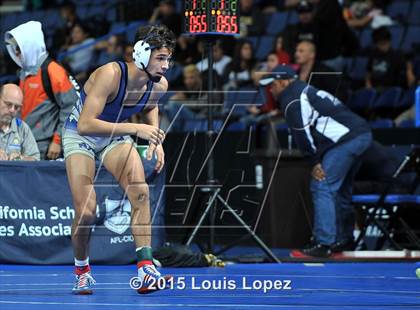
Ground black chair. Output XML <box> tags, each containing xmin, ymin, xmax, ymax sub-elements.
<box><xmin>352</xmin><ymin>146</ymin><xmax>420</xmax><ymax>250</ymax></box>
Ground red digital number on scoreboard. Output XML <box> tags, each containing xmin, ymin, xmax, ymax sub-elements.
<box><xmin>216</xmin><ymin>15</ymin><xmax>238</xmax><ymax>34</ymax></box>
<box><xmin>189</xmin><ymin>14</ymin><xmax>207</xmax><ymax>33</ymax></box>
<box><xmin>185</xmin><ymin>0</ymin><xmax>238</xmax><ymax>34</ymax></box>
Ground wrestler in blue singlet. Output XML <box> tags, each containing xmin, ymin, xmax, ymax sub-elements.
<box><xmin>65</xmin><ymin>61</ymin><xmax>153</xmax><ymax>131</ymax></box>
<box><xmin>62</xmin><ymin>61</ymin><xmax>154</xmax><ymax>159</ymax></box>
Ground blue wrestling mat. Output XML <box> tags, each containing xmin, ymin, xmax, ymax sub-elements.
<box><xmin>0</xmin><ymin>263</ymin><xmax>418</xmax><ymax>309</ymax></box>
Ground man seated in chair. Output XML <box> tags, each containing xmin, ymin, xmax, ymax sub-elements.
<box><xmin>0</xmin><ymin>84</ymin><xmax>40</xmax><ymax>161</ymax></box>
<box><xmin>163</xmin><ymin>64</ymin><xmax>223</xmax><ymax>132</ymax></box>
<box><xmin>163</xmin><ymin>65</ymin><xmax>206</xmax><ymax>131</ymax></box>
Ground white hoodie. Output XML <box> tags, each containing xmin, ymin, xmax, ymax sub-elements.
<box><xmin>5</xmin><ymin>21</ymin><xmax>49</xmax><ymax>79</ymax></box>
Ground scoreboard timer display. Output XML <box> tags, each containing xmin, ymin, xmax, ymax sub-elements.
<box><xmin>184</xmin><ymin>0</ymin><xmax>239</xmax><ymax>35</ymax></box>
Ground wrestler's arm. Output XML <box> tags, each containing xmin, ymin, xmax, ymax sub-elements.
<box><xmin>77</xmin><ymin>63</ymin><xmax>136</xmax><ymax>136</ymax></box>
<box><xmin>142</xmin><ymin>77</ymin><xmax>168</xmax><ymax>127</ymax></box>
<box><xmin>142</xmin><ymin>77</ymin><xmax>168</xmax><ymax>172</ymax></box>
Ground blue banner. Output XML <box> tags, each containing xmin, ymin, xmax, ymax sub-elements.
<box><xmin>0</xmin><ymin>159</ymin><xmax>165</xmax><ymax>264</ymax></box>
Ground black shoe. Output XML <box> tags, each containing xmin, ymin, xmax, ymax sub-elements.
<box><xmin>302</xmin><ymin>243</ymin><xmax>332</xmax><ymax>258</ymax></box>
<box><xmin>302</xmin><ymin>237</ymin><xmax>317</xmax><ymax>250</ymax></box>
<box><xmin>331</xmin><ymin>240</ymin><xmax>356</xmax><ymax>253</ymax></box>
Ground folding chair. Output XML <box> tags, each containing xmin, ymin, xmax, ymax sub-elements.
<box><xmin>352</xmin><ymin>146</ymin><xmax>420</xmax><ymax>250</ymax></box>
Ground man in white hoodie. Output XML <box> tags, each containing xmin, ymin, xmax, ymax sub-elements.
<box><xmin>5</xmin><ymin>21</ymin><xmax>78</xmax><ymax>159</ymax></box>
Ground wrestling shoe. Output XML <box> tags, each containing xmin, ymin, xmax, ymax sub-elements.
<box><xmin>72</xmin><ymin>271</ymin><xmax>96</xmax><ymax>295</ymax></box>
<box><xmin>136</xmin><ymin>262</ymin><xmax>172</xmax><ymax>294</ymax></box>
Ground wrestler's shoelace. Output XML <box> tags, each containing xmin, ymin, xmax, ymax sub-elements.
<box><xmin>75</xmin><ymin>272</ymin><xmax>96</xmax><ymax>289</ymax></box>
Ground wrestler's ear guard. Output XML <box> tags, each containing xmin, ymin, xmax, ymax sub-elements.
<box><xmin>133</xmin><ymin>39</ymin><xmax>152</xmax><ymax>69</ymax></box>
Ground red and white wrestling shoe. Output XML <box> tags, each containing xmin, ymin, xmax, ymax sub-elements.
<box><xmin>135</xmin><ymin>262</ymin><xmax>172</xmax><ymax>294</ymax></box>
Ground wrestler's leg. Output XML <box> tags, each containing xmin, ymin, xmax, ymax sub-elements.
<box><xmin>66</xmin><ymin>153</ymin><xmax>97</xmax><ymax>295</ymax></box>
<box><xmin>102</xmin><ymin>141</ymin><xmax>171</xmax><ymax>293</ymax></box>
<box><xmin>102</xmin><ymin>142</ymin><xmax>150</xmax><ymax>248</ymax></box>
<box><xmin>66</xmin><ymin>153</ymin><xmax>97</xmax><ymax>260</ymax></box>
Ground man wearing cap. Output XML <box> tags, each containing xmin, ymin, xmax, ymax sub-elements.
<box><xmin>260</xmin><ymin>64</ymin><xmax>372</xmax><ymax>257</ymax></box>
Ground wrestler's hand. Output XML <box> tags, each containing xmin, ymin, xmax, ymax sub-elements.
<box><xmin>47</xmin><ymin>141</ymin><xmax>61</xmax><ymax>160</ymax></box>
<box><xmin>136</xmin><ymin>124</ymin><xmax>165</xmax><ymax>145</ymax></box>
<box><xmin>311</xmin><ymin>163</ymin><xmax>326</xmax><ymax>181</ymax></box>
<box><xmin>146</xmin><ymin>144</ymin><xmax>165</xmax><ymax>173</ymax></box>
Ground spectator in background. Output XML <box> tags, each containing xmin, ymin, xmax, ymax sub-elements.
<box><xmin>239</xmin><ymin>0</ymin><xmax>265</xmax><ymax>37</ymax></box>
<box><xmin>274</xmin><ymin>34</ymin><xmax>291</xmax><ymax>65</ymax></box>
<box><xmin>407</xmin><ymin>53</ymin><xmax>420</xmax><ymax>88</ymax></box>
<box><xmin>251</xmin><ymin>51</ymin><xmax>280</xmax><ymax>118</ymax></box>
<box><xmin>366</xmin><ymin>26</ymin><xmax>406</xmax><ymax>91</ymax></box>
<box><xmin>149</xmin><ymin>0</ymin><xmax>182</xmax><ymax>37</ymax></box>
<box><xmin>252</xmin><ymin>51</ymin><xmax>280</xmax><ymax>85</ymax></box>
<box><xmin>174</xmin><ymin>36</ymin><xmax>201</xmax><ymax>66</ymax></box>
<box><xmin>394</xmin><ymin>53</ymin><xmax>420</xmax><ymax>126</ymax></box>
<box><xmin>313</xmin><ymin>0</ymin><xmax>359</xmax><ymax>71</ymax></box>
<box><xmin>163</xmin><ymin>64</ymin><xmax>224</xmax><ymax>132</ymax></box>
<box><xmin>282</xmin><ymin>0</ymin><xmax>316</xmax><ymax>56</ymax></box>
<box><xmin>163</xmin><ymin>64</ymin><xmax>206</xmax><ymax>131</ymax></box>
<box><xmin>0</xmin><ymin>84</ymin><xmax>40</xmax><ymax>161</ymax></box>
<box><xmin>344</xmin><ymin>0</ymin><xmax>378</xmax><ymax>29</ymax></box>
<box><xmin>196</xmin><ymin>40</ymin><xmax>232</xmax><ymax>79</ymax></box>
<box><xmin>52</xmin><ymin>1</ymin><xmax>81</xmax><ymax>53</ymax></box>
<box><xmin>5</xmin><ymin>21</ymin><xmax>78</xmax><ymax>159</ymax></box>
<box><xmin>94</xmin><ymin>34</ymin><xmax>125</xmax><ymax>67</ymax></box>
<box><xmin>224</xmin><ymin>39</ymin><xmax>257</xmax><ymax>90</ymax></box>
<box><xmin>295</xmin><ymin>40</ymin><xmax>348</xmax><ymax>102</ymax></box>
<box><xmin>344</xmin><ymin>0</ymin><xmax>394</xmax><ymax>30</ymax></box>
<box><xmin>64</xmin><ymin>22</ymin><xmax>95</xmax><ymax>83</ymax></box>
<box><xmin>244</xmin><ymin>51</ymin><xmax>283</xmax><ymax>149</ymax></box>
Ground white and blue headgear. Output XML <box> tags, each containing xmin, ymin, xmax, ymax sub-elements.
<box><xmin>131</xmin><ymin>25</ymin><xmax>175</xmax><ymax>74</ymax></box>
<box><xmin>132</xmin><ymin>37</ymin><xmax>154</xmax><ymax>70</ymax></box>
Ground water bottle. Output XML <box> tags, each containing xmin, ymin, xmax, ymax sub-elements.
<box><xmin>255</xmin><ymin>164</ymin><xmax>263</xmax><ymax>189</ymax></box>
<box><xmin>287</xmin><ymin>129</ymin><xmax>292</xmax><ymax>151</ymax></box>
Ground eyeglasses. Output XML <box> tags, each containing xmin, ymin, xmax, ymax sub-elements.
<box><xmin>0</xmin><ymin>97</ymin><xmax>22</xmax><ymax>112</ymax></box>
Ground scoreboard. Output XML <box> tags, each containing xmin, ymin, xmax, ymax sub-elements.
<box><xmin>184</xmin><ymin>0</ymin><xmax>240</xmax><ymax>35</ymax></box>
